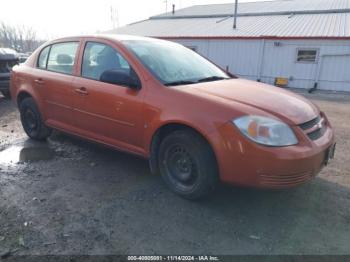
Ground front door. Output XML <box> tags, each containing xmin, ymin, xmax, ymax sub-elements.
<box><xmin>72</xmin><ymin>41</ymin><xmax>145</xmax><ymax>154</ymax></box>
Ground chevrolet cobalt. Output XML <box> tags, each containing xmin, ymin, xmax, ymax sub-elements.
<box><xmin>10</xmin><ymin>35</ymin><xmax>336</xmax><ymax>199</ymax></box>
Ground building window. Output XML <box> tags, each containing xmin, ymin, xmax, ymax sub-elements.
<box><xmin>296</xmin><ymin>49</ymin><xmax>318</xmax><ymax>63</ymax></box>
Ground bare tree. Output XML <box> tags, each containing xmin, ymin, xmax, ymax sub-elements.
<box><xmin>0</xmin><ymin>22</ymin><xmax>43</xmax><ymax>53</ymax></box>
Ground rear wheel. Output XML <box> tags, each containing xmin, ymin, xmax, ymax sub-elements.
<box><xmin>19</xmin><ymin>97</ymin><xmax>52</xmax><ymax>140</ymax></box>
<box><xmin>158</xmin><ymin>130</ymin><xmax>218</xmax><ymax>200</ymax></box>
<box><xmin>1</xmin><ymin>90</ymin><xmax>11</xmax><ymax>99</ymax></box>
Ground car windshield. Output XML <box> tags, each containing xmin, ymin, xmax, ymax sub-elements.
<box><xmin>123</xmin><ymin>40</ymin><xmax>230</xmax><ymax>86</ymax></box>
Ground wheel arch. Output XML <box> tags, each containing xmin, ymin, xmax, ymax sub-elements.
<box><xmin>149</xmin><ymin>122</ymin><xmax>218</xmax><ymax>175</ymax></box>
<box><xmin>16</xmin><ymin>90</ymin><xmax>48</xmax><ymax>122</ymax></box>
<box><xmin>17</xmin><ymin>91</ymin><xmax>33</xmax><ymax>106</ymax></box>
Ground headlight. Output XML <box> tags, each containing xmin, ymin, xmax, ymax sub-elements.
<box><xmin>232</xmin><ymin>116</ymin><xmax>298</xmax><ymax>146</ymax></box>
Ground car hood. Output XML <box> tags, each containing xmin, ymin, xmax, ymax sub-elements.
<box><xmin>187</xmin><ymin>78</ymin><xmax>319</xmax><ymax>125</ymax></box>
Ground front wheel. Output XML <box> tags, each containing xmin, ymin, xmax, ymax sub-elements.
<box><xmin>19</xmin><ymin>97</ymin><xmax>52</xmax><ymax>140</ymax></box>
<box><xmin>158</xmin><ymin>130</ymin><xmax>219</xmax><ymax>200</ymax></box>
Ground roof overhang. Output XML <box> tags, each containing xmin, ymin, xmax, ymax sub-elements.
<box><xmin>151</xmin><ymin>8</ymin><xmax>350</xmax><ymax>20</ymax></box>
<box><xmin>157</xmin><ymin>36</ymin><xmax>350</xmax><ymax>41</ymax></box>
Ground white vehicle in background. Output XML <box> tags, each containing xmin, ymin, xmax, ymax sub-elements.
<box><xmin>18</xmin><ymin>52</ymin><xmax>30</xmax><ymax>64</ymax></box>
<box><xmin>0</xmin><ymin>48</ymin><xmax>19</xmax><ymax>99</ymax></box>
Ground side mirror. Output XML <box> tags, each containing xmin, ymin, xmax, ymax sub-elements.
<box><xmin>100</xmin><ymin>69</ymin><xmax>141</xmax><ymax>90</ymax></box>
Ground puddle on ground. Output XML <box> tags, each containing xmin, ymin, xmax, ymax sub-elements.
<box><xmin>0</xmin><ymin>146</ymin><xmax>55</xmax><ymax>165</ymax></box>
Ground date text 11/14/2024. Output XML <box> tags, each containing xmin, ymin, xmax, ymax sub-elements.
<box><xmin>127</xmin><ymin>255</ymin><xmax>220</xmax><ymax>261</ymax></box>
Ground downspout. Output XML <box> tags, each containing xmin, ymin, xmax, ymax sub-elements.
<box><xmin>310</xmin><ymin>55</ymin><xmax>323</xmax><ymax>93</ymax></box>
<box><xmin>257</xmin><ymin>39</ymin><xmax>266</xmax><ymax>82</ymax></box>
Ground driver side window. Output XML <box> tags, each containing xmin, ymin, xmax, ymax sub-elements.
<box><xmin>82</xmin><ymin>42</ymin><xmax>131</xmax><ymax>81</ymax></box>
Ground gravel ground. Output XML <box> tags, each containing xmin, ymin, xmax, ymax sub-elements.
<box><xmin>0</xmin><ymin>90</ymin><xmax>350</xmax><ymax>256</ymax></box>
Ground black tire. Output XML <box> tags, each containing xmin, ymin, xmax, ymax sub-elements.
<box><xmin>19</xmin><ymin>97</ymin><xmax>52</xmax><ymax>140</ymax></box>
<box><xmin>1</xmin><ymin>90</ymin><xmax>11</xmax><ymax>99</ymax></box>
<box><xmin>158</xmin><ymin>129</ymin><xmax>219</xmax><ymax>200</ymax></box>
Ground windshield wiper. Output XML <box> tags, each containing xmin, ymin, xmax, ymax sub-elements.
<box><xmin>164</xmin><ymin>80</ymin><xmax>197</xmax><ymax>86</ymax></box>
<box><xmin>197</xmin><ymin>76</ymin><xmax>229</xmax><ymax>83</ymax></box>
<box><xmin>165</xmin><ymin>76</ymin><xmax>229</xmax><ymax>86</ymax></box>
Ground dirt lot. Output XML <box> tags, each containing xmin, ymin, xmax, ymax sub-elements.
<box><xmin>0</xmin><ymin>90</ymin><xmax>350</xmax><ymax>256</ymax></box>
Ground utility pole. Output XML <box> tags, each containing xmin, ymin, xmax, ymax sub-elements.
<box><xmin>233</xmin><ymin>0</ymin><xmax>238</xmax><ymax>29</ymax></box>
<box><xmin>116</xmin><ymin>8</ymin><xmax>120</xmax><ymax>28</ymax></box>
<box><xmin>111</xmin><ymin>6</ymin><xmax>116</xmax><ymax>29</ymax></box>
<box><xmin>110</xmin><ymin>6</ymin><xmax>119</xmax><ymax>29</ymax></box>
<box><xmin>164</xmin><ymin>0</ymin><xmax>168</xmax><ymax>13</ymax></box>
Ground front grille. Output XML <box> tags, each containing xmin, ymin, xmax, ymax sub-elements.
<box><xmin>299</xmin><ymin>116</ymin><xmax>320</xmax><ymax>130</ymax></box>
<box><xmin>307</xmin><ymin>126</ymin><xmax>326</xmax><ymax>140</ymax></box>
<box><xmin>298</xmin><ymin>115</ymin><xmax>326</xmax><ymax>141</ymax></box>
<box><xmin>0</xmin><ymin>76</ymin><xmax>10</xmax><ymax>81</ymax></box>
<box><xmin>260</xmin><ymin>171</ymin><xmax>314</xmax><ymax>187</ymax></box>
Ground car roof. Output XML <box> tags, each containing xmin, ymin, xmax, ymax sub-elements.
<box><xmin>0</xmin><ymin>48</ymin><xmax>18</xmax><ymax>61</ymax></box>
<box><xmin>51</xmin><ymin>34</ymin><xmax>160</xmax><ymax>43</ymax></box>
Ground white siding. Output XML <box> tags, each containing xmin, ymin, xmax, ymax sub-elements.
<box><xmin>169</xmin><ymin>38</ymin><xmax>350</xmax><ymax>91</ymax></box>
<box><xmin>207</xmin><ymin>40</ymin><xmax>261</xmax><ymax>80</ymax></box>
<box><xmin>173</xmin><ymin>39</ymin><xmax>261</xmax><ymax>80</ymax></box>
<box><xmin>319</xmin><ymin>55</ymin><xmax>350</xmax><ymax>91</ymax></box>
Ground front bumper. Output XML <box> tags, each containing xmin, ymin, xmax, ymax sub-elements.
<box><xmin>0</xmin><ymin>80</ymin><xmax>10</xmax><ymax>91</ymax></box>
<box><xmin>209</xmin><ymin>120</ymin><xmax>335</xmax><ymax>189</ymax></box>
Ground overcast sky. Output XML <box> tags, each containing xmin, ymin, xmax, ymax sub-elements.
<box><xmin>1</xmin><ymin>0</ymin><xmax>267</xmax><ymax>39</ymax></box>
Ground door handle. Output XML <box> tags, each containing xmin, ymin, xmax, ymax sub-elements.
<box><xmin>74</xmin><ymin>87</ymin><xmax>88</xmax><ymax>95</ymax></box>
<box><xmin>35</xmin><ymin>78</ymin><xmax>44</xmax><ymax>84</ymax></box>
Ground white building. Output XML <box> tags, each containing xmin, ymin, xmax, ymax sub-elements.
<box><xmin>110</xmin><ymin>0</ymin><xmax>350</xmax><ymax>92</ymax></box>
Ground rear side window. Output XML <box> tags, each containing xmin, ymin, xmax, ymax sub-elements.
<box><xmin>37</xmin><ymin>46</ymin><xmax>50</xmax><ymax>69</ymax></box>
<box><xmin>82</xmin><ymin>42</ymin><xmax>130</xmax><ymax>81</ymax></box>
<box><xmin>47</xmin><ymin>42</ymin><xmax>79</xmax><ymax>75</ymax></box>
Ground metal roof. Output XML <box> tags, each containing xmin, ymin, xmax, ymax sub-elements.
<box><xmin>109</xmin><ymin>0</ymin><xmax>350</xmax><ymax>39</ymax></box>
<box><xmin>152</xmin><ymin>0</ymin><xmax>350</xmax><ymax>18</ymax></box>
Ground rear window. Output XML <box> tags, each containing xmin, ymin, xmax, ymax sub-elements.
<box><xmin>47</xmin><ymin>42</ymin><xmax>79</xmax><ymax>75</ymax></box>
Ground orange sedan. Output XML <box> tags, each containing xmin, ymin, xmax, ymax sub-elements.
<box><xmin>10</xmin><ymin>35</ymin><xmax>336</xmax><ymax>199</ymax></box>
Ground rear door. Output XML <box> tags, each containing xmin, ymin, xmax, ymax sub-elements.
<box><xmin>34</xmin><ymin>41</ymin><xmax>80</xmax><ymax>128</ymax></box>
<box><xmin>72</xmin><ymin>40</ymin><xmax>146</xmax><ymax>154</ymax></box>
